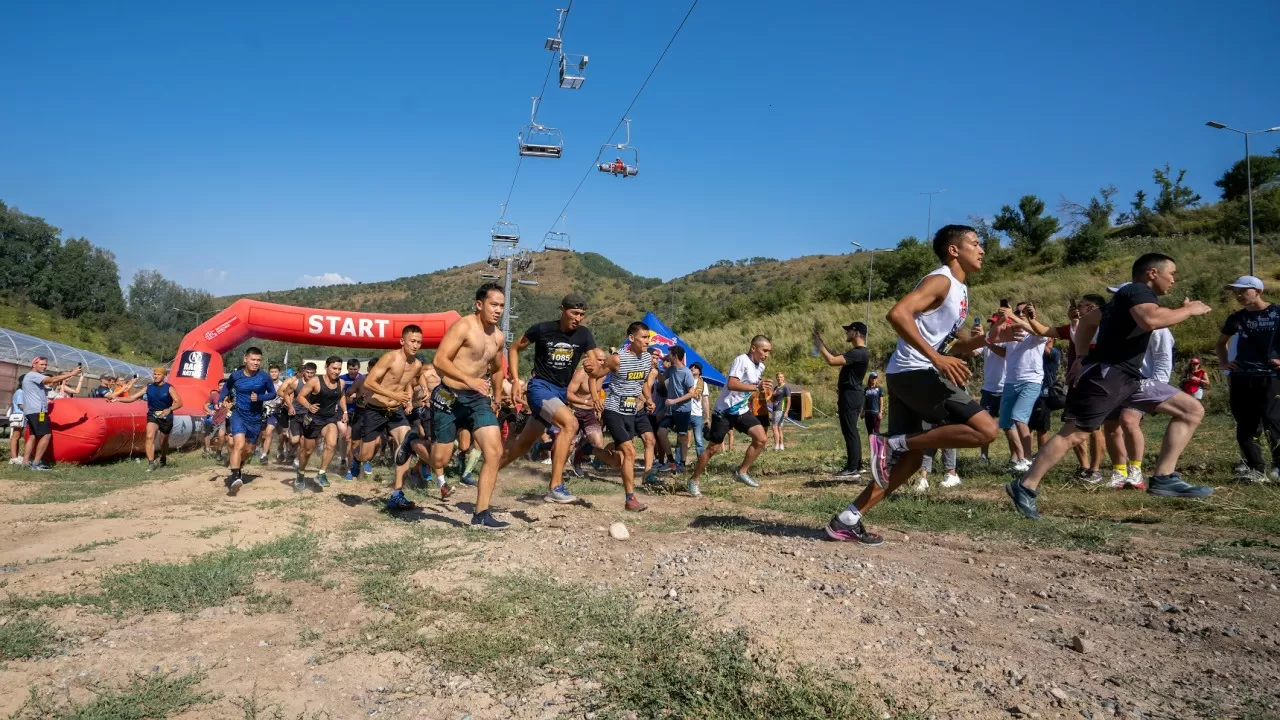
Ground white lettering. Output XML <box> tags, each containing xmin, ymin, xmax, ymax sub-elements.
<box><xmin>358</xmin><ymin>318</ymin><xmax>373</xmax><ymax>337</ymax></box>
<box><xmin>374</xmin><ymin>319</ymin><xmax>390</xmax><ymax>337</ymax></box>
<box><xmin>341</xmin><ymin>318</ymin><xmax>356</xmax><ymax>336</ymax></box>
<box><xmin>327</xmin><ymin>316</ymin><xmax>339</xmax><ymax>334</ymax></box>
<box><xmin>308</xmin><ymin>315</ymin><xmax>323</xmax><ymax>334</ymax></box>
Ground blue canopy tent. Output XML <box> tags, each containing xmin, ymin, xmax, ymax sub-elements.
<box><xmin>620</xmin><ymin>312</ymin><xmax>726</xmax><ymax>387</ymax></box>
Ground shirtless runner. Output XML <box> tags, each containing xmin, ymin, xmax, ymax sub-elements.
<box><xmin>358</xmin><ymin>325</ymin><xmax>424</xmax><ymax>511</ymax></box>
<box><xmin>567</xmin><ymin>364</ymin><xmax>607</xmax><ymax>477</ymax></box>
<box><xmin>428</xmin><ymin>283</ymin><xmax>510</xmax><ymax>529</ymax></box>
<box><xmin>391</xmin><ymin>362</ymin><xmax>451</xmax><ymax>499</ymax></box>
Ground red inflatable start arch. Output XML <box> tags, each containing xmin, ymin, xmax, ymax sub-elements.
<box><xmin>45</xmin><ymin>299</ymin><xmax>459</xmax><ymax>464</ymax></box>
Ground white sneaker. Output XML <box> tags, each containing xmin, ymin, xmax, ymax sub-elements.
<box><xmin>1126</xmin><ymin>467</ymin><xmax>1145</xmax><ymax>489</ymax></box>
<box><xmin>8</xmin><ymin>457</ymin><xmax>23</xmax><ymax>466</ymax></box>
<box><xmin>541</xmin><ymin>457</ymin><xmax>552</xmax><ymax>465</ymax></box>
<box><xmin>1107</xmin><ymin>470</ymin><xmax>1129</xmax><ymax>489</ymax></box>
<box><xmin>912</xmin><ymin>476</ymin><xmax>930</xmax><ymax>492</ymax></box>
<box><xmin>1012</xmin><ymin>458</ymin><xmax>1032</xmax><ymax>473</ymax></box>
<box><xmin>779</xmin><ymin>444</ymin><xmax>785</xmax><ymax>451</ymax></box>
<box><xmin>940</xmin><ymin>472</ymin><xmax>961</xmax><ymax>488</ymax></box>
<box><xmin>1268</xmin><ymin>467</ymin><xmax>1280</xmax><ymax>483</ymax></box>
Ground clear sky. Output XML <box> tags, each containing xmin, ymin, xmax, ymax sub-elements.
<box><xmin>3</xmin><ymin>1</ymin><xmax>1278</xmax><ymax>296</ymax></box>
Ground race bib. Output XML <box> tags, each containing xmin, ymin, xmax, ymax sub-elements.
<box><xmin>432</xmin><ymin>387</ymin><xmax>457</xmax><ymax>412</ymax></box>
<box><xmin>621</xmin><ymin>395</ymin><xmax>639</xmax><ymax>412</ymax></box>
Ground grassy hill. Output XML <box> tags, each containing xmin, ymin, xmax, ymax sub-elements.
<box><xmin>0</xmin><ymin>296</ymin><xmax>157</xmax><ymax>367</ymax></box>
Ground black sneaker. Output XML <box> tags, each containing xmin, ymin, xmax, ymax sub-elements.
<box><xmin>1005</xmin><ymin>478</ymin><xmax>1041</xmax><ymax>520</ymax></box>
<box><xmin>395</xmin><ymin>430</ymin><xmax>419</xmax><ymax>467</ymax></box>
<box><xmin>470</xmin><ymin>509</ymin><xmax>510</xmax><ymax>531</ymax></box>
<box><xmin>833</xmin><ymin>468</ymin><xmax>862</xmax><ymax>479</ymax></box>
<box><xmin>824</xmin><ymin>515</ymin><xmax>883</xmax><ymax>545</ymax></box>
<box><xmin>1147</xmin><ymin>473</ymin><xmax>1213</xmax><ymax>498</ymax></box>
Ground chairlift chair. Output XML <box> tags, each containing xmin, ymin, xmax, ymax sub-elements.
<box><xmin>518</xmin><ymin>97</ymin><xmax>563</xmax><ymax>158</ymax></box>
<box><xmin>491</xmin><ymin>219</ymin><xmax>520</xmax><ymax>243</ymax></box>
<box><xmin>558</xmin><ymin>53</ymin><xmax>588</xmax><ymax>90</ymax></box>
<box><xmin>596</xmin><ymin>119</ymin><xmax>639</xmax><ymax>177</ymax></box>
<box><xmin>543</xmin><ymin>231</ymin><xmax>571</xmax><ymax>252</ymax></box>
<box><xmin>545</xmin><ymin>9</ymin><xmax>568</xmax><ymax>53</ymax></box>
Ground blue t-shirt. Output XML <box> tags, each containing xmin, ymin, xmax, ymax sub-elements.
<box><xmin>1222</xmin><ymin>305</ymin><xmax>1280</xmax><ymax>377</ymax></box>
<box><xmin>219</xmin><ymin>369</ymin><xmax>277</xmax><ymax>418</ymax></box>
<box><xmin>21</xmin><ymin>372</ymin><xmax>49</xmax><ymax>415</ymax></box>
<box><xmin>665</xmin><ymin>365</ymin><xmax>695</xmax><ymax>413</ymax></box>
<box><xmin>10</xmin><ymin>389</ymin><xmax>23</xmax><ymax>415</ymax></box>
<box><xmin>144</xmin><ymin>382</ymin><xmax>174</xmax><ymax>413</ymax></box>
<box><xmin>339</xmin><ymin>372</ymin><xmax>363</xmax><ymax>392</ymax></box>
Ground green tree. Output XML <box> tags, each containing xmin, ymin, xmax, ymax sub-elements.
<box><xmin>992</xmin><ymin>195</ymin><xmax>1060</xmax><ymax>254</ymax></box>
<box><xmin>1152</xmin><ymin>164</ymin><xmax>1201</xmax><ymax>214</ymax></box>
<box><xmin>1061</xmin><ymin>186</ymin><xmax>1117</xmax><ymax>265</ymax></box>
<box><xmin>1214</xmin><ymin>155</ymin><xmax>1280</xmax><ymax>201</ymax></box>
<box><xmin>0</xmin><ymin>200</ymin><xmax>60</xmax><ymax>305</ymax></box>
<box><xmin>1218</xmin><ymin>187</ymin><xmax>1280</xmax><ymax>239</ymax></box>
<box><xmin>877</xmin><ymin>237</ymin><xmax>937</xmax><ymax>296</ymax></box>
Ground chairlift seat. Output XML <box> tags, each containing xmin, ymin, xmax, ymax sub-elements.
<box><xmin>558</xmin><ymin>54</ymin><xmax>587</xmax><ymax>90</ymax></box>
<box><xmin>519</xmin><ymin>143</ymin><xmax>563</xmax><ymax>158</ymax></box>
<box><xmin>545</xmin><ymin>37</ymin><xmax>562</xmax><ymax>52</ymax></box>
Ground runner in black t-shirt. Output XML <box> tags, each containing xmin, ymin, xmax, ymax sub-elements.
<box><xmin>500</xmin><ymin>293</ymin><xmax>609</xmax><ymax>504</ymax></box>
<box><xmin>1216</xmin><ymin>275</ymin><xmax>1280</xmax><ymax>480</ymax></box>
<box><xmin>1006</xmin><ymin>253</ymin><xmax>1214</xmax><ymax>520</ymax></box>
<box><xmin>814</xmin><ymin>321</ymin><xmax>870</xmax><ymax>477</ymax></box>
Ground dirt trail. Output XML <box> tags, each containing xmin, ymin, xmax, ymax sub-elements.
<box><xmin>1</xmin><ymin>462</ymin><xmax>1278</xmax><ymax>719</ymax></box>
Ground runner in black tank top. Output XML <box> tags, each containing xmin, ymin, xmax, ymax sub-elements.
<box><xmin>295</xmin><ymin>358</ymin><xmax>349</xmax><ymax>491</ymax></box>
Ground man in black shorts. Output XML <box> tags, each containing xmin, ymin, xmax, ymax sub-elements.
<box><xmin>593</xmin><ymin>321</ymin><xmax>658</xmax><ymax>511</ymax></box>
<box><xmin>293</xmin><ymin>357</ymin><xmax>348</xmax><ymax>490</ymax></box>
<box><xmin>1007</xmin><ymin>253</ymin><xmax>1214</xmax><ymax>520</ymax></box>
<box><xmin>359</xmin><ymin>325</ymin><xmax>424</xmax><ymax>510</ymax></box>
<box><xmin>687</xmin><ymin>335</ymin><xmax>774</xmax><ymax>497</ymax></box>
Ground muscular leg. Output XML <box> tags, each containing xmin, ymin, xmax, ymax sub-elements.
<box><xmin>320</xmin><ymin>423</ymin><xmax>339</xmax><ymax>472</ymax></box>
<box><xmin>1004</xmin><ymin>427</ymin><xmax>1023</xmax><ymax>462</ymax></box>
<box><xmin>617</xmin><ymin>439</ymin><xmax>638</xmax><ymax>496</ymax></box>
<box><xmin>901</xmin><ymin>412</ymin><xmax>1000</xmax><ymax>452</ymax></box>
<box><xmin>690</xmin><ymin>439</ymin><xmax>723</xmax><ymax>481</ymax></box>
<box><xmin>473</xmin><ymin>425</ymin><xmax>504</xmax><ymax>513</ymax></box>
<box><xmin>738</xmin><ymin>424</ymin><xmax>768</xmax><ymax>475</ymax></box>
<box><xmin>1104</xmin><ymin>418</ymin><xmax>1127</xmax><ymax>468</ymax></box>
<box><xmin>500</xmin><ymin>420</ymin><xmax>545</xmax><ymax>469</ymax></box>
<box><xmin>1149</xmin><ymin>393</ymin><xmax>1204</xmax><ymax>476</ymax></box>
<box><xmin>547</xmin><ymin>408</ymin><xmax>579</xmax><ymax>490</ymax></box>
<box><xmin>229</xmin><ymin>434</ymin><xmax>248</xmax><ymax>471</ymax></box>
<box><xmin>1020</xmin><ymin>421</ymin><xmax>1092</xmax><ymax>492</ymax></box>
<box><xmin>850</xmin><ymin>450</ymin><xmax>926</xmax><ymax>514</ymax></box>
<box><xmin>1088</xmin><ymin>430</ymin><xmax>1104</xmax><ymax>472</ymax></box>
<box><xmin>157</xmin><ymin>431</ymin><xmax>170</xmax><ymax>463</ymax></box>
<box><xmin>1120</xmin><ymin>409</ymin><xmax>1145</xmax><ymax>465</ymax></box>
<box><xmin>675</xmin><ymin>431</ymin><xmax>690</xmax><ymax>467</ymax></box>
<box><xmin>144</xmin><ymin>423</ymin><xmax>158</xmax><ymax>463</ymax></box>
<box><xmin>297</xmin><ymin>437</ymin><xmax>318</xmax><ymax>474</ymax></box>
<box><xmin>640</xmin><ymin>432</ymin><xmax>656</xmax><ymax>473</ymax></box>
<box><xmin>1015</xmin><ymin>421</ymin><xmax>1033</xmax><ymax>460</ymax></box>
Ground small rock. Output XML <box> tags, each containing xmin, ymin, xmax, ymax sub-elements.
<box><xmin>1009</xmin><ymin>704</ymin><xmax>1034</xmax><ymax>717</ymax></box>
<box><xmin>1031</xmin><ymin>603</ymin><xmax>1051</xmax><ymax>611</ymax></box>
<box><xmin>1070</xmin><ymin>636</ymin><xmax>1093</xmax><ymax>654</ymax></box>
<box><xmin>667</xmin><ymin>588</ymin><xmax>678</xmax><ymax>600</ymax></box>
<box><xmin>609</xmin><ymin>522</ymin><xmax>630</xmax><ymax>541</ymax></box>
<box><xmin>916</xmin><ymin>626</ymin><xmax>927</xmax><ymax>637</ymax></box>
<box><xmin>1050</xmin><ymin>687</ymin><xmax>1069</xmax><ymax>701</ymax></box>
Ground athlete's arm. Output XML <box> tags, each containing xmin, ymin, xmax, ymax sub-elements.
<box><xmin>1130</xmin><ymin>298</ymin><xmax>1211</xmax><ymax>332</ymax></box>
<box><xmin>1073</xmin><ymin>308</ymin><xmax>1101</xmax><ymax>363</ymax></box>
<box><xmin>168</xmin><ymin>391</ymin><xmax>183</xmax><ymax>414</ymax></box>
<box><xmin>339</xmin><ymin>386</ymin><xmax>348</xmax><ymax>418</ymax></box>
<box><xmin>582</xmin><ymin>348</ymin><xmax>609</xmax><ymax>379</ymax></box>
<box><xmin>885</xmin><ymin>274</ymin><xmax>971</xmax><ymax>385</ymax></box>
<box><xmin>588</xmin><ymin>374</ymin><xmax>604</xmax><ymax>414</ymax></box>
<box><xmin>299</xmin><ymin>379</ymin><xmax>320</xmax><ymax>412</ymax></box>
<box><xmin>258</xmin><ymin>376</ymin><xmax>277</xmax><ymax>402</ymax></box>
<box><xmin>642</xmin><ymin>366</ymin><xmax>656</xmax><ymax>413</ymax></box>
<box><xmin>109</xmin><ymin>388</ymin><xmax>148</xmax><ymax>404</ymax></box>
<box><xmin>363</xmin><ymin>354</ymin><xmax>409</xmax><ymax>405</ymax></box>
<box><xmin>507</xmin><ymin>334</ymin><xmax>533</xmax><ymax>404</ymax></box>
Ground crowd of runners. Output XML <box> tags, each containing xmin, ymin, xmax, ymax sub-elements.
<box><xmin>10</xmin><ymin>226</ymin><xmax>1278</xmax><ymax>539</ymax></box>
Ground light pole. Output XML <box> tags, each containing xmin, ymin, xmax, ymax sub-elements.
<box><xmin>170</xmin><ymin>307</ymin><xmax>212</xmax><ymax>326</ymax></box>
<box><xmin>850</xmin><ymin>242</ymin><xmax>880</xmax><ymax>337</ymax></box>
<box><xmin>1205</xmin><ymin>121</ymin><xmax>1280</xmax><ymax>276</ymax></box>
<box><xmin>920</xmin><ymin>189</ymin><xmax>946</xmax><ymax>241</ymax></box>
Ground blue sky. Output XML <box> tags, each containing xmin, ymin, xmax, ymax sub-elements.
<box><xmin>3</xmin><ymin>1</ymin><xmax>1278</xmax><ymax>296</ymax></box>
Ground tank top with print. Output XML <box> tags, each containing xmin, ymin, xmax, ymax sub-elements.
<box><xmin>885</xmin><ymin>265</ymin><xmax>969</xmax><ymax>374</ymax></box>
<box><xmin>604</xmin><ymin>351</ymin><xmax>653</xmax><ymax>415</ymax></box>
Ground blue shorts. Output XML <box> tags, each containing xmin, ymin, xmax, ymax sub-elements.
<box><xmin>230</xmin><ymin>411</ymin><xmax>264</xmax><ymax>444</ymax></box>
<box><xmin>431</xmin><ymin>385</ymin><xmax>499</xmax><ymax>444</ymax></box>
<box><xmin>998</xmin><ymin>382</ymin><xmax>1041</xmax><ymax>430</ymax></box>
<box><xmin>526</xmin><ymin>377</ymin><xmax>568</xmax><ymax>426</ymax></box>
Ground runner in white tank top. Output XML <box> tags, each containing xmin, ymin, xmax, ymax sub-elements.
<box><xmin>824</xmin><ymin>225</ymin><xmax>1004</xmax><ymax>546</ymax></box>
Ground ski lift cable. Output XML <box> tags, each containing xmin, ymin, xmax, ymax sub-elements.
<box><xmin>539</xmin><ymin>0</ymin><xmax>699</xmax><ymax>247</ymax></box>
<box><xmin>495</xmin><ymin>0</ymin><xmax>576</xmax><ymax>226</ymax></box>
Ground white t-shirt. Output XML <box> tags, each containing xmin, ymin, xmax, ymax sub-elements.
<box><xmin>689</xmin><ymin>378</ymin><xmax>710</xmax><ymax>418</ymax></box>
<box><xmin>1002</xmin><ymin>332</ymin><xmax>1049</xmax><ymax>385</ymax></box>
<box><xmin>715</xmin><ymin>354</ymin><xmax>764</xmax><ymax>416</ymax></box>
<box><xmin>1142</xmin><ymin>328</ymin><xmax>1174</xmax><ymax>383</ymax></box>
<box><xmin>980</xmin><ymin>346</ymin><xmax>1007</xmax><ymax>394</ymax></box>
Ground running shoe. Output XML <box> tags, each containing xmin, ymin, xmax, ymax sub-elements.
<box><xmin>1107</xmin><ymin>470</ymin><xmax>1129</xmax><ymax>489</ymax></box>
<box><xmin>470</xmin><ymin>509</ymin><xmax>510</xmax><ymax>530</ymax></box>
<box><xmin>940</xmin><ymin>472</ymin><xmax>962</xmax><ymax>488</ymax></box>
<box><xmin>686</xmin><ymin>480</ymin><xmax>702</xmax><ymax>498</ymax></box>
<box><xmin>540</xmin><ymin>457</ymin><xmax>552</xmax><ymax>465</ymax></box>
<box><xmin>544</xmin><ymin>485</ymin><xmax>577</xmax><ymax>504</ymax></box>
<box><xmin>294</xmin><ymin>472</ymin><xmax>306</xmax><ymax>492</ymax></box>
<box><xmin>734</xmin><ymin>471</ymin><xmax>760</xmax><ymax>488</ymax></box>
<box><xmin>147</xmin><ymin>460</ymin><xmax>157</xmax><ymax>473</ymax></box>
<box><xmin>1238</xmin><ymin>467</ymin><xmax>1267</xmax><ymax>484</ymax></box>
<box><xmin>1147</xmin><ymin>473</ymin><xmax>1213</xmax><ymax>498</ymax></box>
<box><xmin>258</xmin><ymin>453</ymin><xmax>268</xmax><ymax>465</ymax></box>
<box><xmin>591</xmin><ymin>456</ymin><xmax>603</xmax><ymax>472</ymax></box>
<box><xmin>315</xmin><ymin>471</ymin><xmax>330</xmax><ymax>488</ymax></box>
<box><xmin>824</xmin><ymin>515</ymin><xmax>883</xmax><ymax>545</ymax></box>
<box><xmin>440</xmin><ymin>482</ymin><xmax>454</xmax><ymax>500</ymax></box>
<box><xmin>624</xmin><ymin>495</ymin><xmax>648</xmax><ymax>512</ymax></box>
<box><xmin>292</xmin><ymin>459</ymin><xmax>299</xmax><ymax>470</ymax></box>
<box><xmin>643</xmin><ymin>470</ymin><xmax>663</xmax><ymax>487</ymax></box>
<box><xmin>978</xmin><ymin>454</ymin><xmax>990</xmax><ymax>464</ymax></box>
<box><xmin>912</xmin><ymin>476</ymin><xmax>930</xmax><ymax>493</ymax></box>
<box><xmin>159</xmin><ymin>456</ymin><xmax>167</xmax><ymax>467</ymax></box>
<box><xmin>1005</xmin><ymin>478</ymin><xmax>1040</xmax><ymax>520</ymax></box>
<box><xmin>1125</xmin><ymin>467</ymin><xmax>1146</xmax><ymax>490</ymax></box>
<box><xmin>674</xmin><ymin>463</ymin><xmax>686</xmax><ymax>474</ymax></box>
<box><xmin>395</xmin><ymin>431</ymin><xmax>418</xmax><ymax>467</ymax></box>
<box><xmin>386</xmin><ymin>488</ymin><xmax>415</xmax><ymax>511</ymax></box>
<box><xmin>1268</xmin><ymin>467</ymin><xmax>1280</xmax><ymax>483</ymax></box>
<box><xmin>1232</xmin><ymin>462</ymin><xmax>1251</xmax><ymax>478</ymax></box>
<box><xmin>833</xmin><ymin>468</ymin><xmax>862</xmax><ymax>479</ymax></box>
<box><xmin>1011</xmin><ymin>458</ymin><xmax>1032</xmax><ymax>473</ymax></box>
<box><xmin>228</xmin><ymin>475</ymin><xmax>243</xmax><ymax>495</ymax></box>
<box><xmin>28</xmin><ymin>462</ymin><xmax>49</xmax><ymax>472</ymax></box>
<box><xmin>417</xmin><ymin>464</ymin><xmax>432</xmax><ymax>485</ymax></box>
<box><xmin>343</xmin><ymin>468</ymin><xmax>356</xmax><ymax>482</ymax></box>
<box><xmin>569</xmin><ymin>461</ymin><xmax>585</xmax><ymax>478</ymax></box>
<box><xmin>1082</xmin><ymin>470</ymin><xmax>1103</xmax><ymax>485</ymax></box>
<box><xmin>868</xmin><ymin>434</ymin><xmax>890</xmax><ymax>489</ymax></box>
<box><xmin>362</xmin><ymin>461</ymin><xmax>373</xmax><ymax>476</ymax></box>
<box><xmin>461</xmin><ymin>472</ymin><xmax>477</xmax><ymax>487</ymax></box>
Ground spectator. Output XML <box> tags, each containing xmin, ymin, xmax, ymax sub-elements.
<box><xmin>21</xmin><ymin>357</ymin><xmax>83</xmax><ymax>469</ymax></box>
<box><xmin>1028</xmin><ymin>341</ymin><xmax>1062</xmax><ymax>451</ymax></box>
<box><xmin>769</xmin><ymin>372</ymin><xmax>791</xmax><ymax>451</ymax></box>
<box><xmin>998</xmin><ymin>302</ymin><xmax>1050</xmax><ymax>472</ymax></box>
<box><xmin>90</xmin><ymin>376</ymin><xmax>113</xmax><ymax>398</ymax></box>
<box><xmin>975</xmin><ymin>312</ymin><xmax>1007</xmax><ymax>463</ymax></box>
<box><xmin>813</xmin><ymin>321</ymin><xmax>870</xmax><ymax>478</ymax></box>
<box><xmin>1180</xmin><ymin>358</ymin><xmax>1209</xmax><ymax>400</ymax></box>
<box><xmin>916</xmin><ymin>447</ymin><xmax>959</xmax><ymax>490</ymax></box>
<box><xmin>688</xmin><ymin>362</ymin><xmax>711</xmax><ymax>459</ymax></box>
<box><xmin>8</xmin><ymin>387</ymin><xmax>24</xmax><ymax>464</ymax></box>
<box><xmin>1216</xmin><ymin>275</ymin><xmax>1280</xmax><ymax>482</ymax></box>
<box><xmin>662</xmin><ymin>346</ymin><xmax>697</xmax><ymax>471</ymax></box>
<box><xmin>863</xmin><ymin>372</ymin><xmax>882</xmax><ymax>437</ymax></box>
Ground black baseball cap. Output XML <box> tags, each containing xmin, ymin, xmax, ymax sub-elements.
<box><xmin>561</xmin><ymin>293</ymin><xmax>587</xmax><ymax>310</ymax></box>
<box><xmin>842</xmin><ymin>321</ymin><xmax>868</xmax><ymax>335</ymax></box>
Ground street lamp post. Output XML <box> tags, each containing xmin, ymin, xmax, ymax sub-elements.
<box><xmin>920</xmin><ymin>189</ymin><xmax>947</xmax><ymax>241</ymax></box>
<box><xmin>170</xmin><ymin>307</ymin><xmax>211</xmax><ymax>326</ymax></box>
<box><xmin>850</xmin><ymin>242</ymin><xmax>877</xmax><ymax>338</ymax></box>
<box><xmin>1205</xmin><ymin>121</ymin><xmax>1280</xmax><ymax>276</ymax></box>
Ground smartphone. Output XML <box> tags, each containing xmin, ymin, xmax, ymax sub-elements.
<box><xmin>999</xmin><ymin>298</ymin><xmax>1010</xmax><ymax>309</ymax></box>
